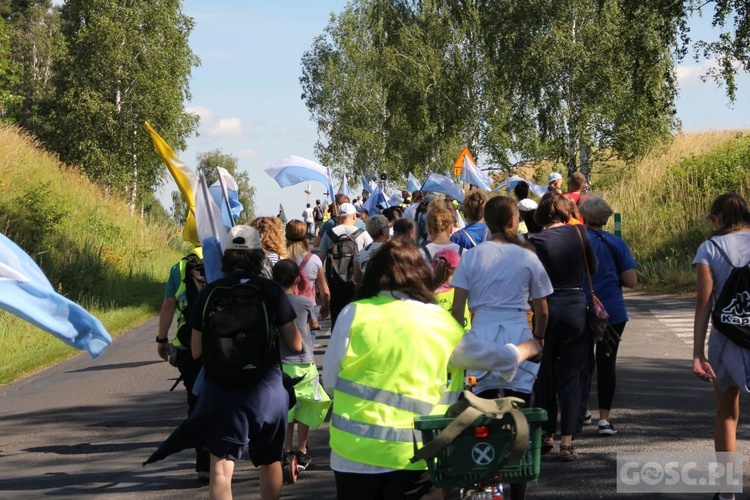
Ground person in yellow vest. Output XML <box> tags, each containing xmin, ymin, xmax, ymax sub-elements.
<box><xmin>156</xmin><ymin>247</ymin><xmax>210</xmax><ymax>481</ymax></box>
<box><xmin>322</xmin><ymin>238</ymin><xmax>542</xmax><ymax>498</ymax></box>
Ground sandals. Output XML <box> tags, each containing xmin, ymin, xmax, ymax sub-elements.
<box><xmin>541</xmin><ymin>434</ymin><xmax>554</xmax><ymax>455</ymax></box>
<box><xmin>559</xmin><ymin>444</ymin><xmax>577</xmax><ymax>461</ymax></box>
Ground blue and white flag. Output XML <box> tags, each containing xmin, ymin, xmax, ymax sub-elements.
<box><xmin>459</xmin><ymin>156</ymin><xmax>493</xmax><ymax>191</ymax></box>
<box><xmin>361</xmin><ymin>173</ymin><xmax>377</xmax><ymax>195</ymax></box>
<box><xmin>195</xmin><ymin>175</ymin><xmax>227</xmax><ymax>284</ymax></box>
<box><xmin>209</xmin><ymin>167</ymin><xmax>243</xmax><ymax>229</ymax></box>
<box><xmin>265</xmin><ymin>155</ymin><xmax>336</xmax><ymax>199</ymax></box>
<box><xmin>0</xmin><ymin>232</ymin><xmax>112</xmax><ymax>357</ymax></box>
<box><xmin>407</xmin><ymin>172</ymin><xmax>421</xmax><ymax>193</ymax></box>
<box><xmin>421</xmin><ymin>172</ymin><xmax>465</xmax><ymax>203</ymax></box>
<box><xmin>494</xmin><ymin>176</ymin><xmax>547</xmax><ymax>198</ymax></box>
<box><xmin>338</xmin><ymin>174</ymin><xmax>352</xmax><ymax>198</ymax></box>
<box><xmin>362</xmin><ymin>185</ymin><xmax>388</xmax><ymax>215</ymax></box>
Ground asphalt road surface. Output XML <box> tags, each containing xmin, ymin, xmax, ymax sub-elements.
<box><xmin>1</xmin><ymin>291</ymin><xmax>747</xmax><ymax>499</ymax></box>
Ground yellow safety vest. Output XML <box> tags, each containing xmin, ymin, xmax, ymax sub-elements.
<box><xmin>329</xmin><ymin>295</ymin><xmax>465</xmax><ymax>470</ymax></box>
<box><xmin>433</xmin><ymin>286</ymin><xmax>470</xmax><ymax>414</ymax></box>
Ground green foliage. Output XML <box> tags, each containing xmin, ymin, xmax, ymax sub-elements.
<box><xmin>0</xmin><ymin>124</ymin><xmax>184</xmax><ymax>383</ymax></box>
<box><xmin>670</xmin><ymin>133</ymin><xmax>750</xmax><ymax>194</ymax></box>
<box><xmin>33</xmin><ymin>0</ymin><xmax>199</xmax><ymax>214</ymax></box>
<box><xmin>195</xmin><ymin>148</ymin><xmax>257</xmax><ymax>221</ymax></box>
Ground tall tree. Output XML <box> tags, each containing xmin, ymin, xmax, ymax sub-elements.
<box><xmin>195</xmin><ymin>149</ymin><xmax>256</xmax><ymax>223</ymax></box>
<box><xmin>1</xmin><ymin>1</ymin><xmax>63</xmax><ymax>130</ymax></box>
<box><xmin>43</xmin><ymin>0</ymin><xmax>198</xmax><ymax>215</ymax></box>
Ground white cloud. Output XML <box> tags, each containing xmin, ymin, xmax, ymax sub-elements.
<box><xmin>185</xmin><ymin>105</ymin><xmax>214</xmax><ymax>122</ymax></box>
<box><xmin>207</xmin><ymin>118</ymin><xmax>245</xmax><ymax>138</ymax></box>
<box><xmin>676</xmin><ymin>59</ymin><xmax>720</xmax><ymax>89</ymax></box>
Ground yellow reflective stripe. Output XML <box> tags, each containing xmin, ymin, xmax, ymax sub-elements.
<box><xmin>332</xmin><ymin>413</ymin><xmax>415</xmax><ymax>443</ymax></box>
<box><xmin>335</xmin><ymin>379</ymin><xmax>434</xmax><ymax>416</ymax></box>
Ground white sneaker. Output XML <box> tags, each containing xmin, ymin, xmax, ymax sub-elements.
<box><xmin>598</xmin><ymin>420</ymin><xmax>617</xmax><ymax>435</ymax></box>
<box><xmin>583</xmin><ymin>411</ymin><xmax>592</xmax><ymax>425</ymax></box>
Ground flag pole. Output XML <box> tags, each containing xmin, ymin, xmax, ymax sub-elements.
<box><xmin>215</xmin><ymin>168</ymin><xmax>236</xmax><ymax>228</ymax></box>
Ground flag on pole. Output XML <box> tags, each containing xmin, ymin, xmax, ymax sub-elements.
<box><xmin>407</xmin><ymin>172</ymin><xmax>421</xmax><ymax>193</ymax></box>
<box><xmin>362</xmin><ymin>184</ymin><xmax>388</xmax><ymax>215</ymax></box>
<box><xmin>209</xmin><ymin>167</ymin><xmax>243</xmax><ymax>228</ymax></box>
<box><xmin>459</xmin><ymin>156</ymin><xmax>493</xmax><ymax>191</ymax></box>
<box><xmin>338</xmin><ymin>174</ymin><xmax>352</xmax><ymax>198</ymax></box>
<box><xmin>195</xmin><ymin>174</ymin><xmax>227</xmax><ymax>284</ymax></box>
<box><xmin>361</xmin><ymin>173</ymin><xmax>377</xmax><ymax>194</ymax></box>
<box><xmin>421</xmin><ymin>172</ymin><xmax>465</xmax><ymax>203</ymax></box>
<box><xmin>264</xmin><ymin>155</ymin><xmax>335</xmax><ymax>198</ymax></box>
<box><xmin>493</xmin><ymin>176</ymin><xmax>547</xmax><ymax>198</ymax></box>
<box><xmin>144</xmin><ymin>122</ymin><xmax>199</xmax><ymax>245</ymax></box>
<box><xmin>279</xmin><ymin>204</ymin><xmax>288</xmax><ymax>223</ymax></box>
<box><xmin>0</xmin><ymin>232</ymin><xmax>112</xmax><ymax>357</ymax></box>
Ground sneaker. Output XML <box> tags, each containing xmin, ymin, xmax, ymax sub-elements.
<box><xmin>598</xmin><ymin>420</ymin><xmax>617</xmax><ymax>435</ymax></box>
<box><xmin>295</xmin><ymin>449</ymin><xmax>311</xmax><ymax>471</ymax></box>
<box><xmin>583</xmin><ymin>411</ymin><xmax>592</xmax><ymax>425</ymax></box>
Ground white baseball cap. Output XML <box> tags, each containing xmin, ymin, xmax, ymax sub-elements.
<box><xmin>337</xmin><ymin>203</ymin><xmax>357</xmax><ymax>217</ymax></box>
<box><xmin>226</xmin><ymin>225</ymin><xmax>262</xmax><ymax>250</ymax></box>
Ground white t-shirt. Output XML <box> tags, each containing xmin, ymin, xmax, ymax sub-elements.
<box><xmin>451</xmin><ymin>241</ymin><xmax>553</xmax><ymax>312</ymax></box>
<box><xmin>420</xmin><ymin>241</ymin><xmax>463</xmax><ymax>266</ymax></box>
<box><xmin>303</xmin><ymin>207</ymin><xmax>314</xmax><ymax>224</ymax></box>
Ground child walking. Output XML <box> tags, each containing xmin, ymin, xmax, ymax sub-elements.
<box><xmin>272</xmin><ymin>259</ymin><xmax>332</xmax><ymax>472</ymax></box>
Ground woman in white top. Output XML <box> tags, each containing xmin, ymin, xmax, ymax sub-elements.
<box><xmin>420</xmin><ymin>196</ymin><xmax>463</xmax><ymax>264</ymax></box>
<box><xmin>451</xmin><ymin>195</ymin><xmax>553</xmax><ymax>404</ymax></box>
<box><xmin>693</xmin><ymin>193</ymin><xmax>750</xmax><ymax>500</ymax></box>
<box><xmin>286</xmin><ymin>219</ymin><xmax>330</xmax><ymax>320</ymax></box>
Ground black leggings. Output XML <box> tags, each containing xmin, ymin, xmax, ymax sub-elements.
<box><xmin>533</xmin><ymin>290</ymin><xmax>589</xmax><ymax>437</ymax></box>
<box><xmin>584</xmin><ymin>322</ymin><xmax>626</xmax><ymax>411</ymax></box>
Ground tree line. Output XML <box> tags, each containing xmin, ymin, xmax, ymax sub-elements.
<box><xmin>301</xmin><ymin>0</ymin><xmax>750</xmax><ymax>183</ymax></box>
<box><xmin>0</xmin><ymin>0</ymin><xmax>255</xmax><ymax>222</ymax></box>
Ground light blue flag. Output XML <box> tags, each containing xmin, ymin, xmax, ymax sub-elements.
<box><xmin>209</xmin><ymin>167</ymin><xmax>243</xmax><ymax>228</ymax></box>
<box><xmin>360</xmin><ymin>173</ymin><xmax>377</xmax><ymax>194</ymax></box>
<box><xmin>421</xmin><ymin>172</ymin><xmax>465</xmax><ymax>203</ymax></box>
<box><xmin>362</xmin><ymin>184</ymin><xmax>388</xmax><ymax>215</ymax></box>
<box><xmin>493</xmin><ymin>176</ymin><xmax>547</xmax><ymax>198</ymax></box>
<box><xmin>337</xmin><ymin>174</ymin><xmax>352</xmax><ymax>198</ymax></box>
<box><xmin>407</xmin><ymin>172</ymin><xmax>421</xmax><ymax>193</ymax></box>
<box><xmin>195</xmin><ymin>175</ymin><xmax>226</xmax><ymax>284</ymax></box>
<box><xmin>265</xmin><ymin>155</ymin><xmax>335</xmax><ymax>199</ymax></box>
<box><xmin>459</xmin><ymin>156</ymin><xmax>493</xmax><ymax>191</ymax></box>
<box><xmin>0</xmin><ymin>232</ymin><xmax>112</xmax><ymax>357</ymax></box>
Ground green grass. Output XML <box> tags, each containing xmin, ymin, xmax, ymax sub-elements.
<box><xmin>0</xmin><ymin>124</ymin><xmax>187</xmax><ymax>384</ymax></box>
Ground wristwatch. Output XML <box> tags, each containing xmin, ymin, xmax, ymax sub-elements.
<box><xmin>155</xmin><ymin>336</ymin><xmax>169</xmax><ymax>343</ymax></box>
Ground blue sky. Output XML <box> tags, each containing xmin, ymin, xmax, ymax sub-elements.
<box><xmin>162</xmin><ymin>1</ymin><xmax>750</xmax><ymax>218</ymax></box>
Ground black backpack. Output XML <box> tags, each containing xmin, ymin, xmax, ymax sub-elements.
<box><xmin>709</xmin><ymin>240</ymin><xmax>750</xmax><ymax>348</ymax></box>
<box><xmin>176</xmin><ymin>253</ymin><xmax>206</xmax><ymax>346</ymax></box>
<box><xmin>201</xmin><ymin>278</ymin><xmax>276</xmax><ymax>386</ymax></box>
<box><xmin>325</xmin><ymin>227</ymin><xmax>364</xmax><ymax>287</ymax></box>
<box><xmin>313</xmin><ymin>205</ymin><xmax>324</xmax><ymax>221</ymax></box>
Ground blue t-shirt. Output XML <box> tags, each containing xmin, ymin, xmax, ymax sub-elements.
<box><xmin>281</xmin><ymin>294</ymin><xmax>315</xmax><ymax>364</ymax></box>
<box><xmin>451</xmin><ymin>221</ymin><xmax>490</xmax><ymax>250</ymax></box>
<box><xmin>583</xmin><ymin>229</ymin><xmax>636</xmax><ymax>324</ymax></box>
<box><xmin>164</xmin><ymin>262</ymin><xmax>181</xmax><ymax>298</ymax></box>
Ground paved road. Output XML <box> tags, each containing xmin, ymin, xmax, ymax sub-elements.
<box><xmin>0</xmin><ymin>291</ymin><xmax>748</xmax><ymax>499</ymax></box>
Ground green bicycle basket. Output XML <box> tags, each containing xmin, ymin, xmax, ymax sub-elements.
<box><xmin>413</xmin><ymin>407</ymin><xmax>547</xmax><ymax>489</ymax></box>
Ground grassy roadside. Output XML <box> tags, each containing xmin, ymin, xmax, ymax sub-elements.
<box><xmin>0</xmin><ymin>125</ymin><xmax>186</xmax><ymax>384</ymax></box>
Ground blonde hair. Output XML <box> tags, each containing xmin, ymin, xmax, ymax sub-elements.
<box><xmin>427</xmin><ymin>198</ymin><xmax>456</xmax><ymax>238</ymax></box>
<box><xmin>249</xmin><ymin>216</ymin><xmax>287</xmax><ymax>258</ymax></box>
<box><xmin>285</xmin><ymin>219</ymin><xmax>310</xmax><ymax>260</ymax></box>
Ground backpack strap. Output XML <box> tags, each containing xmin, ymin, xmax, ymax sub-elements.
<box><xmin>461</xmin><ymin>228</ymin><xmax>478</xmax><ymax>248</ymax></box>
<box><xmin>708</xmin><ymin>238</ymin><xmax>737</xmax><ymax>268</ymax></box>
<box><xmin>421</xmin><ymin>243</ymin><xmax>432</xmax><ymax>262</ymax></box>
<box><xmin>592</xmin><ymin>230</ymin><xmax>620</xmax><ymax>270</ymax></box>
<box><xmin>299</xmin><ymin>252</ymin><xmax>313</xmax><ymax>271</ymax></box>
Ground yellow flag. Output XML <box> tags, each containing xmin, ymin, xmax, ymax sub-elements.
<box><xmin>144</xmin><ymin>121</ymin><xmax>199</xmax><ymax>245</ymax></box>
